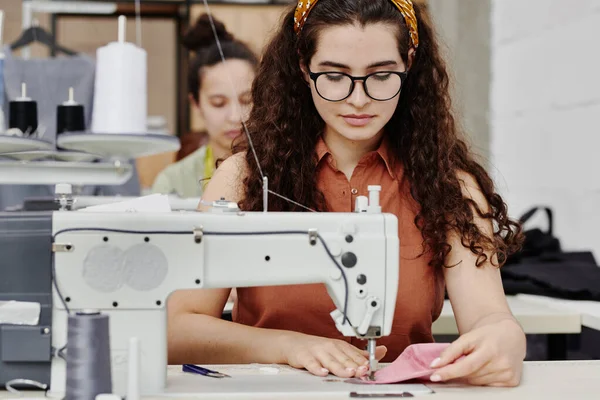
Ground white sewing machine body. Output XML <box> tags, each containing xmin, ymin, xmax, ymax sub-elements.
<box><xmin>49</xmin><ymin>209</ymin><xmax>399</xmax><ymax>396</ymax></box>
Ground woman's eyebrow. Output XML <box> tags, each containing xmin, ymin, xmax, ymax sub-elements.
<box><xmin>318</xmin><ymin>61</ymin><xmax>350</xmax><ymax>69</ymax></box>
<box><xmin>367</xmin><ymin>60</ymin><xmax>398</xmax><ymax>69</ymax></box>
<box><xmin>317</xmin><ymin>60</ymin><xmax>399</xmax><ymax>69</ymax></box>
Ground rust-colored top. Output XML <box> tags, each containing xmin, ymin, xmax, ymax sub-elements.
<box><xmin>233</xmin><ymin>136</ymin><xmax>445</xmax><ymax>362</ymax></box>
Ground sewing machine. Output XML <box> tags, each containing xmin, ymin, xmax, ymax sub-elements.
<box><xmin>45</xmin><ymin>186</ymin><xmax>399</xmax><ymax>396</ymax></box>
<box><xmin>0</xmin><ymin>185</ymin><xmax>398</xmax><ymax>396</ymax></box>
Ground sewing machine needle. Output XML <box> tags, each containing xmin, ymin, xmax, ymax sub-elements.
<box><xmin>367</xmin><ymin>338</ymin><xmax>378</xmax><ymax>381</ymax></box>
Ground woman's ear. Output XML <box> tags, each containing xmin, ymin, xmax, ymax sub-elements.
<box><xmin>299</xmin><ymin>59</ymin><xmax>310</xmax><ymax>86</ymax></box>
<box><xmin>407</xmin><ymin>47</ymin><xmax>416</xmax><ymax>70</ymax></box>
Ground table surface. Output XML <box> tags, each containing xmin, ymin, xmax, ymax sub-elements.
<box><xmin>516</xmin><ymin>294</ymin><xmax>600</xmax><ymax>331</ymax></box>
<box><xmin>2</xmin><ymin>361</ymin><xmax>599</xmax><ymax>399</ymax></box>
<box><xmin>433</xmin><ymin>296</ymin><xmax>583</xmax><ymax>335</ymax></box>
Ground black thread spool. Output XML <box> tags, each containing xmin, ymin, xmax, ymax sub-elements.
<box><xmin>9</xmin><ymin>82</ymin><xmax>37</xmax><ymax>136</ymax></box>
<box><xmin>65</xmin><ymin>310</ymin><xmax>113</xmax><ymax>400</ymax></box>
<box><xmin>57</xmin><ymin>87</ymin><xmax>85</xmax><ymax>139</ymax></box>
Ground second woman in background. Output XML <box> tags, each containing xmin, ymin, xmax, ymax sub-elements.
<box><xmin>152</xmin><ymin>14</ymin><xmax>258</xmax><ymax>198</ymax></box>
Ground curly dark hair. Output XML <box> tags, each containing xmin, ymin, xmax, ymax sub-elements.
<box><xmin>235</xmin><ymin>0</ymin><xmax>523</xmax><ymax>269</ymax></box>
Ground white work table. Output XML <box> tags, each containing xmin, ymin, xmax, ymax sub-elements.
<box><xmin>1</xmin><ymin>361</ymin><xmax>599</xmax><ymax>399</ymax></box>
<box><xmin>432</xmin><ymin>296</ymin><xmax>581</xmax><ymax>335</ymax></box>
<box><xmin>433</xmin><ymin>296</ymin><xmax>581</xmax><ymax>360</ymax></box>
<box><xmin>516</xmin><ymin>294</ymin><xmax>600</xmax><ymax>331</ymax></box>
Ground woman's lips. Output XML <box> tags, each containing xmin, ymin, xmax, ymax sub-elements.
<box><xmin>342</xmin><ymin>114</ymin><xmax>375</xmax><ymax>127</ymax></box>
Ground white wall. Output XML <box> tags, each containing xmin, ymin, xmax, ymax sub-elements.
<box><xmin>490</xmin><ymin>0</ymin><xmax>600</xmax><ymax>259</ymax></box>
<box><xmin>428</xmin><ymin>0</ymin><xmax>491</xmax><ymax>159</ymax></box>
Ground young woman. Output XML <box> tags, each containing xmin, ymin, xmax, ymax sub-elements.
<box><xmin>168</xmin><ymin>0</ymin><xmax>526</xmax><ymax>387</ymax></box>
<box><xmin>152</xmin><ymin>14</ymin><xmax>258</xmax><ymax>198</ymax></box>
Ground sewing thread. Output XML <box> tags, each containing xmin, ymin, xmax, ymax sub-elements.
<box><xmin>57</xmin><ymin>87</ymin><xmax>85</xmax><ymax>138</ymax></box>
<box><xmin>9</xmin><ymin>82</ymin><xmax>38</xmax><ymax>136</ymax></box>
<box><xmin>9</xmin><ymin>99</ymin><xmax>37</xmax><ymax>136</ymax></box>
<box><xmin>65</xmin><ymin>310</ymin><xmax>112</xmax><ymax>400</ymax></box>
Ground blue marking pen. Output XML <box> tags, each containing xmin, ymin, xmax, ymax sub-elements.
<box><xmin>182</xmin><ymin>364</ymin><xmax>231</xmax><ymax>378</ymax></box>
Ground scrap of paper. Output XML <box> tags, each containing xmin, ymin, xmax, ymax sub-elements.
<box><xmin>0</xmin><ymin>301</ymin><xmax>41</xmax><ymax>325</ymax></box>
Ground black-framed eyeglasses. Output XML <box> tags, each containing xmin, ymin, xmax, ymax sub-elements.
<box><xmin>308</xmin><ymin>69</ymin><xmax>408</xmax><ymax>102</ymax></box>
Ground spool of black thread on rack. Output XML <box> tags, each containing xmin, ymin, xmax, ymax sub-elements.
<box><xmin>65</xmin><ymin>310</ymin><xmax>113</xmax><ymax>400</ymax></box>
<box><xmin>9</xmin><ymin>82</ymin><xmax>38</xmax><ymax>136</ymax></box>
<box><xmin>57</xmin><ymin>87</ymin><xmax>85</xmax><ymax>137</ymax></box>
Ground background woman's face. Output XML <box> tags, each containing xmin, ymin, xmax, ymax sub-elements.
<box><xmin>195</xmin><ymin>59</ymin><xmax>255</xmax><ymax>151</ymax></box>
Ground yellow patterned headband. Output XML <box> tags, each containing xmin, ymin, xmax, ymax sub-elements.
<box><xmin>294</xmin><ymin>0</ymin><xmax>419</xmax><ymax>49</ymax></box>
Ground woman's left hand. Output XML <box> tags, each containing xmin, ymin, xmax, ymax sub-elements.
<box><xmin>429</xmin><ymin>318</ymin><xmax>526</xmax><ymax>387</ymax></box>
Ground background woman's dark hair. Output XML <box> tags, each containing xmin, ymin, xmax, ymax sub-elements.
<box><xmin>236</xmin><ymin>0</ymin><xmax>523</xmax><ymax>269</ymax></box>
<box><xmin>183</xmin><ymin>14</ymin><xmax>259</xmax><ymax>103</ymax></box>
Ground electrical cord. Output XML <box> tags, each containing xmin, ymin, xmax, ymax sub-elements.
<box><xmin>52</xmin><ymin>256</ymin><xmax>70</xmax><ymax>315</ymax></box>
<box><xmin>52</xmin><ymin>227</ymin><xmax>351</xmax><ymax>326</ymax></box>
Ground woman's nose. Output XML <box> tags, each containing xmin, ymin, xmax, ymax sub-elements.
<box><xmin>346</xmin><ymin>82</ymin><xmax>370</xmax><ymax>108</ymax></box>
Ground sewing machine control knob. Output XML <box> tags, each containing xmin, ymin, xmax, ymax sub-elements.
<box><xmin>341</xmin><ymin>252</ymin><xmax>357</xmax><ymax>268</ymax></box>
<box><xmin>357</xmin><ymin>296</ymin><xmax>381</xmax><ymax>336</ymax></box>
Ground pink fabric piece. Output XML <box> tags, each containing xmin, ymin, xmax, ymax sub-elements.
<box><xmin>366</xmin><ymin>343</ymin><xmax>450</xmax><ymax>384</ymax></box>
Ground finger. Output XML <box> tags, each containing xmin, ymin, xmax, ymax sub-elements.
<box><xmin>303</xmin><ymin>357</ymin><xmax>330</xmax><ymax>377</ymax></box>
<box><xmin>337</xmin><ymin>346</ymin><xmax>370</xmax><ymax>377</ymax></box>
<box><xmin>342</xmin><ymin>345</ymin><xmax>369</xmax><ymax>367</ymax></box>
<box><xmin>431</xmin><ymin>336</ymin><xmax>476</xmax><ymax>369</ymax></box>
<box><xmin>334</xmin><ymin>346</ymin><xmax>362</xmax><ymax>370</ymax></box>
<box><xmin>340</xmin><ymin>346</ymin><xmax>370</xmax><ymax>377</ymax></box>
<box><xmin>459</xmin><ymin>359</ymin><xmax>494</xmax><ymax>380</ymax></box>
<box><xmin>375</xmin><ymin>345</ymin><xmax>387</xmax><ymax>361</ymax></box>
<box><xmin>430</xmin><ymin>350</ymin><xmax>489</xmax><ymax>382</ymax></box>
<box><xmin>444</xmin><ymin>360</ymin><xmax>494</xmax><ymax>384</ymax></box>
<box><xmin>333</xmin><ymin>352</ymin><xmax>367</xmax><ymax>378</ymax></box>
<box><xmin>317</xmin><ymin>351</ymin><xmax>356</xmax><ymax>378</ymax></box>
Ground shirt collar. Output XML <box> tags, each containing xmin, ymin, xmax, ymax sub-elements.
<box><xmin>315</xmin><ymin>135</ymin><xmax>397</xmax><ymax>179</ymax></box>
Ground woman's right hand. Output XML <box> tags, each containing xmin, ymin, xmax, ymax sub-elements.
<box><xmin>279</xmin><ymin>332</ymin><xmax>387</xmax><ymax>378</ymax></box>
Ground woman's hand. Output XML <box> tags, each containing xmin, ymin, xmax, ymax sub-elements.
<box><xmin>429</xmin><ymin>318</ymin><xmax>526</xmax><ymax>387</ymax></box>
<box><xmin>279</xmin><ymin>332</ymin><xmax>387</xmax><ymax>378</ymax></box>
